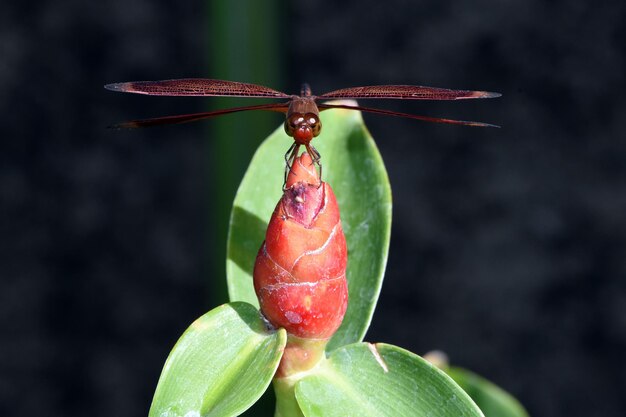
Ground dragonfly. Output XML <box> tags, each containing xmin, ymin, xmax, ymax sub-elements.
<box><xmin>105</xmin><ymin>78</ymin><xmax>500</xmax><ymax>180</ymax></box>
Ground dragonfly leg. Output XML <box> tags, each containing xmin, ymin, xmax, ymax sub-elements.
<box><xmin>283</xmin><ymin>143</ymin><xmax>301</xmax><ymax>190</ymax></box>
<box><xmin>305</xmin><ymin>144</ymin><xmax>323</xmax><ymax>187</ymax></box>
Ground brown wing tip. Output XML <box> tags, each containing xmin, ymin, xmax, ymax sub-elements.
<box><xmin>104</xmin><ymin>82</ymin><xmax>143</xmax><ymax>94</ymax></box>
<box><xmin>468</xmin><ymin>120</ymin><xmax>501</xmax><ymax>128</ymax></box>
<box><xmin>104</xmin><ymin>82</ymin><xmax>125</xmax><ymax>92</ymax></box>
<box><xmin>106</xmin><ymin>120</ymin><xmax>141</xmax><ymax>129</ymax></box>
<box><xmin>467</xmin><ymin>90</ymin><xmax>502</xmax><ymax>99</ymax></box>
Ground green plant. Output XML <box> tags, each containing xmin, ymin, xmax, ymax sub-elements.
<box><xmin>148</xmin><ymin>107</ymin><xmax>528</xmax><ymax>417</ymax></box>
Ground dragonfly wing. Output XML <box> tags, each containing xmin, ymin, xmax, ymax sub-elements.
<box><xmin>105</xmin><ymin>78</ymin><xmax>291</xmax><ymax>98</ymax></box>
<box><xmin>318</xmin><ymin>85</ymin><xmax>500</xmax><ymax>100</ymax></box>
<box><xmin>109</xmin><ymin>102</ymin><xmax>289</xmax><ymax>129</ymax></box>
<box><xmin>318</xmin><ymin>103</ymin><xmax>499</xmax><ymax>128</ymax></box>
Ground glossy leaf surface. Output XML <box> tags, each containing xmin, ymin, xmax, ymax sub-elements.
<box><xmin>295</xmin><ymin>343</ymin><xmax>484</xmax><ymax>417</ymax></box>
<box><xmin>149</xmin><ymin>302</ymin><xmax>286</xmax><ymax>417</ymax></box>
<box><xmin>227</xmin><ymin>104</ymin><xmax>392</xmax><ymax>351</ymax></box>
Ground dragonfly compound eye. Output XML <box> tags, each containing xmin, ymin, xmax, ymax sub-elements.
<box><xmin>306</xmin><ymin>114</ymin><xmax>322</xmax><ymax>137</ymax></box>
<box><xmin>284</xmin><ymin>121</ymin><xmax>294</xmax><ymax>136</ymax></box>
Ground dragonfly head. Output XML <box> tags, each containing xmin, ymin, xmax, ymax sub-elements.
<box><xmin>285</xmin><ymin>113</ymin><xmax>321</xmax><ymax>145</ymax></box>
<box><xmin>285</xmin><ymin>97</ymin><xmax>321</xmax><ymax>145</ymax></box>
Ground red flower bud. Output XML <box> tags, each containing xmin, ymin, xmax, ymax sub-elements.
<box><xmin>253</xmin><ymin>154</ymin><xmax>348</xmax><ymax>340</ymax></box>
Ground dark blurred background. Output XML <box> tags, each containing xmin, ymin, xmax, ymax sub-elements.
<box><xmin>2</xmin><ymin>0</ymin><xmax>625</xmax><ymax>416</ymax></box>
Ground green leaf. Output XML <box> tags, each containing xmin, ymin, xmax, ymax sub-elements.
<box><xmin>149</xmin><ymin>302</ymin><xmax>286</xmax><ymax>417</ymax></box>
<box><xmin>446</xmin><ymin>367</ymin><xmax>529</xmax><ymax>417</ymax></box>
<box><xmin>227</xmin><ymin>105</ymin><xmax>392</xmax><ymax>351</ymax></box>
<box><xmin>294</xmin><ymin>343</ymin><xmax>484</xmax><ymax>417</ymax></box>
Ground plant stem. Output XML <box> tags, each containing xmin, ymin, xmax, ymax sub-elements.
<box><xmin>273</xmin><ymin>376</ymin><xmax>305</xmax><ymax>417</ymax></box>
<box><xmin>276</xmin><ymin>335</ymin><xmax>328</xmax><ymax>378</ymax></box>
<box><xmin>272</xmin><ymin>335</ymin><xmax>328</xmax><ymax>416</ymax></box>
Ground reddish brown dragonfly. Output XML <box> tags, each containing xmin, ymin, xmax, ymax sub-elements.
<box><xmin>105</xmin><ymin>78</ymin><xmax>500</xmax><ymax>176</ymax></box>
